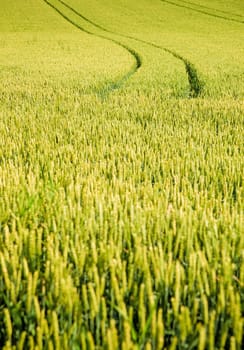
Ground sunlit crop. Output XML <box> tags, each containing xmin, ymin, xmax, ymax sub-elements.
<box><xmin>0</xmin><ymin>0</ymin><xmax>243</xmax><ymax>349</ymax></box>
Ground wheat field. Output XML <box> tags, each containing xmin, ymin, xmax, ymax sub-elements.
<box><xmin>0</xmin><ymin>0</ymin><xmax>243</xmax><ymax>349</ymax></box>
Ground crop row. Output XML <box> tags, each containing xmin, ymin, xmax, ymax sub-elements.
<box><xmin>0</xmin><ymin>95</ymin><xmax>243</xmax><ymax>348</ymax></box>
<box><xmin>48</xmin><ymin>0</ymin><xmax>203</xmax><ymax>97</ymax></box>
<box><xmin>161</xmin><ymin>0</ymin><xmax>244</xmax><ymax>23</ymax></box>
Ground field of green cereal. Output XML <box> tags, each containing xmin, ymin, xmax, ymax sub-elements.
<box><xmin>0</xmin><ymin>0</ymin><xmax>243</xmax><ymax>349</ymax></box>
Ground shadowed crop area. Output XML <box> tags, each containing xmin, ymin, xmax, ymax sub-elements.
<box><xmin>0</xmin><ymin>0</ymin><xmax>243</xmax><ymax>349</ymax></box>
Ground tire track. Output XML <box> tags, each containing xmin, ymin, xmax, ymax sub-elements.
<box><xmin>56</xmin><ymin>0</ymin><xmax>204</xmax><ymax>97</ymax></box>
<box><xmin>161</xmin><ymin>0</ymin><xmax>244</xmax><ymax>24</ymax></box>
<box><xmin>43</xmin><ymin>0</ymin><xmax>142</xmax><ymax>97</ymax></box>
<box><xmin>176</xmin><ymin>0</ymin><xmax>244</xmax><ymax>19</ymax></box>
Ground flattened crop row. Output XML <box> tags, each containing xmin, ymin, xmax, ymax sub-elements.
<box><xmin>43</xmin><ymin>0</ymin><xmax>142</xmax><ymax>97</ymax></box>
<box><xmin>58</xmin><ymin>0</ymin><xmax>204</xmax><ymax>97</ymax></box>
<box><xmin>161</xmin><ymin>0</ymin><xmax>244</xmax><ymax>24</ymax></box>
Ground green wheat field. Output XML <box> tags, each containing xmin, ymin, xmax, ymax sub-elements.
<box><xmin>0</xmin><ymin>0</ymin><xmax>243</xmax><ymax>349</ymax></box>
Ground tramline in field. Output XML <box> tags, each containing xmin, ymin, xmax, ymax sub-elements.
<box><xmin>0</xmin><ymin>0</ymin><xmax>243</xmax><ymax>349</ymax></box>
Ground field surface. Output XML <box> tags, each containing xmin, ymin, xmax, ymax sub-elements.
<box><xmin>0</xmin><ymin>0</ymin><xmax>243</xmax><ymax>349</ymax></box>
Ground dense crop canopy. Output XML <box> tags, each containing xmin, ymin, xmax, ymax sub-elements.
<box><xmin>0</xmin><ymin>0</ymin><xmax>243</xmax><ymax>349</ymax></box>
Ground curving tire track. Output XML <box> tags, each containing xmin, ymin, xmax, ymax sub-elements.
<box><xmin>161</xmin><ymin>0</ymin><xmax>244</xmax><ymax>24</ymax></box>
<box><xmin>43</xmin><ymin>0</ymin><xmax>142</xmax><ymax>97</ymax></box>
<box><xmin>57</xmin><ymin>0</ymin><xmax>203</xmax><ymax>97</ymax></box>
<box><xmin>175</xmin><ymin>0</ymin><xmax>244</xmax><ymax>19</ymax></box>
